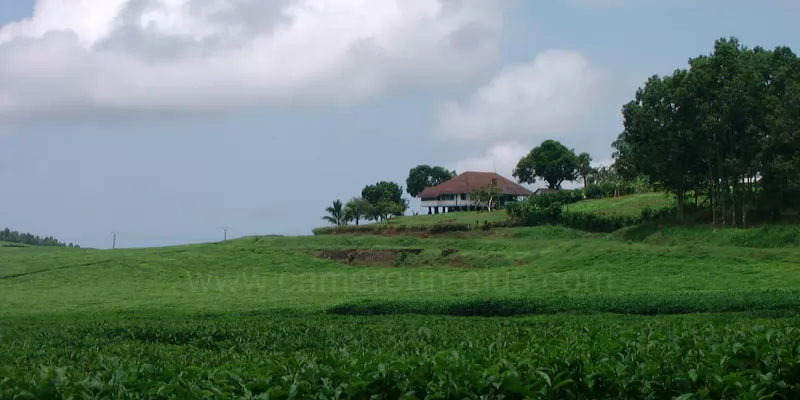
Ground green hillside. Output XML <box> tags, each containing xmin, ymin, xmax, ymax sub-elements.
<box><xmin>3</xmin><ymin>226</ymin><xmax>800</xmax><ymax>317</ymax></box>
<box><xmin>3</xmin><ymin>214</ymin><xmax>800</xmax><ymax>397</ymax></box>
<box><xmin>565</xmin><ymin>192</ymin><xmax>675</xmax><ymax>217</ymax></box>
<box><xmin>4</xmin><ymin>194</ymin><xmax>800</xmax><ymax>399</ymax></box>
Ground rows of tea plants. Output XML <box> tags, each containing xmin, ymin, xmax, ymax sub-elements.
<box><xmin>2</xmin><ymin>313</ymin><xmax>799</xmax><ymax>398</ymax></box>
<box><xmin>327</xmin><ymin>289</ymin><xmax>800</xmax><ymax>316</ymax></box>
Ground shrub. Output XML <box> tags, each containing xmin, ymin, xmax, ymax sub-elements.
<box><xmin>327</xmin><ymin>289</ymin><xmax>800</xmax><ymax>317</ymax></box>
<box><xmin>427</xmin><ymin>223</ymin><xmax>471</xmax><ymax>234</ymax></box>
<box><xmin>527</xmin><ymin>189</ymin><xmax>585</xmax><ymax>208</ymax></box>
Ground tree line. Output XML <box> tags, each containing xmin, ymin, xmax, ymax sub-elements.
<box><xmin>0</xmin><ymin>228</ymin><xmax>78</xmax><ymax>247</ymax></box>
<box><xmin>321</xmin><ymin>147</ymin><xmax>651</xmax><ymax>226</ymax></box>
<box><xmin>613</xmin><ymin>37</ymin><xmax>800</xmax><ymax>226</ymax></box>
<box><xmin>324</xmin><ymin>36</ymin><xmax>800</xmax><ymax>230</ymax></box>
<box><xmin>323</xmin><ymin>181</ymin><xmax>411</xmax><ymax>227</ymax></box>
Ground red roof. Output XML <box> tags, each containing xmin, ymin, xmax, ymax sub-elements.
<box><xmin>418</xmin><ymin>172</ymin><xmax>534</xmax><ymax>198</ymax></box>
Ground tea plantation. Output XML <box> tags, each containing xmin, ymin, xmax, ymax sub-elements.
<box><xmin>2</xmin><ymin>211</ymin><xmax>800</xmax><ymax>398</ymax></box>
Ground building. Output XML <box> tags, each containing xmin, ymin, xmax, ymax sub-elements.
<box><xmin>418</xmin><ymin>171</ymin><xmax>534</xmax><ymax>214</ymax></box>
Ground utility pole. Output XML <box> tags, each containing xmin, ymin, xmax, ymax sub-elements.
<box><xmin>221</xmin><ymin>226</ymin><xmax>228</xmax><ymax>241</ymax></box>
<box><xmin>111</xmin><ymin>231</ymin><xmax>118</xmax><ymax>249</ymax></box>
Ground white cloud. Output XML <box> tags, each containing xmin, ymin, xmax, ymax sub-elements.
<box><xmin>433</xmin><ymin>49</ymin><xmax>603</xmax><ymax>143</ymax></box>
<box><xmin>450</xmin><ymin>142</ymin><xmax>529</xmax><ymax>179</ymax></box>
<box><xmin>0</xmin><ymin>0</ymin><xmax>505</xmax><ymax>119</ymax></box>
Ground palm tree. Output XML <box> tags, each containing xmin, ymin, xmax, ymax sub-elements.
<box><xmin>322</xmin><ymin>200</ymin><xmax>348</xmax><ymax>226</ymax></box>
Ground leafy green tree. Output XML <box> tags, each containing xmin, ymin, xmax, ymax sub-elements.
<box><xmin>613</xmin><ymin>37</ymin><xmax>800</xmax><ymax>225</ymax></box>
<box><xmin>344</xmin><ymin>197</ymin><xmax>371</xmax><ymax>226</ymax></box>
<box><xmin>361</xmin><ymin>181</ymin><xmax>407</xmax><ymax>221</ymax></box>
<box><xmin>471</xmin><ymin>182</ymin><xmax>502</xmax><ymax>211</ymax></box>
<box><xmin>616</xmin><ymin>70</ymin><xmax>705</xmax><ymax>221</ymax></box>
<box><xmin>576</xmin><ymin>152</ymin><xmax>594</xmax><ymax>188</ymax></box>
<box><xmin>361</xmin><ymin>181</ymin><xmax>404</xmax><ymax>205</ymax></box>
<box><xmin>406</xmin><ymin>165</ymin><xmax>456</xmax><ymax>197</ymax></box>
<box><xmin>322</xmin><ymin>200</ymin><xmax>348</xmax><ymax>226</ymax></box>
<box><xmin>513</xmin><ymin>140</ymin><xmax>579</xmax><ymax>189</ymax></box>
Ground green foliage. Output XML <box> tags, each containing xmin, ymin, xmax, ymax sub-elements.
<box><xmin>514</xmin><ymin>139</ymin><xmax>580</xmax><ymax>189</ymax></box>
<box><xmin>321</xmin><ymin>199</ymin><xmax>347</xmax><ymax>226</ymax></box>
<box><xmin>343</xmin><ymin>197</ymin><xmax>371</xmax><ymax>226</ymax></box>
<box><xmin>470</xmin><ymin>181</ymin><xmax>502</xmax><ymax>210</ymax></box>
<box><xmin>615</xmin><ymin>37</ymin><xmax>800</xmax><ymax>225</ymax></box>
<box><xmin>0</xmin><ymin>227</ymin><xmax>76</xmax><ymax>247</ymax></box>
<box><xmin>506</xmin><ymin>192</ymin><xmax>686</xmax><ymax>232</ymax></box>
<box><xmin>361</xmin><ymin>181</ymin><xmax>408</xmax><ymax>221</ymax></box>
<box><xmin>2</xmin><ymin>314</ymin><xmax>800</xmax><ymax>399</ymax></box>
<box><xmin>558</xmin><ymin>212</ymin><xmax>642</xmax><ymax>233</ymax></box>
<box><xmin>506</xmin><ymin>200</ymin><xmax>563</xmax><ymax>226</ymax></box>
<box><xmin>328</xmin><ymin>289</ymin><xmax>800</xmax><ymax>316</ymax></box>
<box><xmin>406</xmin><ymin>165</ymin><xmax>456</xmax><ymax>197</ymax></box>
<box><xmin>576</xmin><ymin>152</ymin><xmax>593</xmax><ymax>187</ymax></box>
<box><xmin>361</xmin><ymin>181</ymin><xmax>404</xmax><ymax>205</ymax></box>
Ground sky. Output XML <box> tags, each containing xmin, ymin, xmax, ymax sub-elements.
<box><xmin>0</xmin><ymin>1</ymin><xmax>798</xmax><ymax>249</ymax></box>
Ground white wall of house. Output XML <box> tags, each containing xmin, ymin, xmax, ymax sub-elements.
<box><xmin>420</xmin><ymin>193</ymin><xmax>475</xmax><ymax>208</ymax></box>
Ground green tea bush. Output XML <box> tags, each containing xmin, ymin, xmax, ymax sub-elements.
<box><xmin>327</xmin><ymin>289</ymin><xmax>800</xmax><ymax>316</ymax></box>
<box><xmin>527</xmin><ymin>189</ymin><xmax>585</xmax><ymax>208</ymax></box>
<box><xmin>2</xmin><ymin>313</ymin><xmax>800</xmax><ymax>398</ymax></box>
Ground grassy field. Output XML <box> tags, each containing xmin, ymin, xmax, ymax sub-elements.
<box><xmin>566</xmin><ymin>192</ymin><xmax>675</xmax><ymax>217</ymax></box>
<box><xmin>3</xmin><ymin>192</ymin><xmax>800</xmax><ymax>397</ymax></box>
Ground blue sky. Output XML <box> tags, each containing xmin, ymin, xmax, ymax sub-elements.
<box><xmin>0</xmin><ymin>0</ymin><xmax>797</xmax><ymax>249</ymax></box>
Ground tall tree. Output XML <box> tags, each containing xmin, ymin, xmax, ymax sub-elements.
<box><xmin>616</xmin><ymin>70</ymin><xmax>705</xmax><ymax>221</ymax></box>
<box><xmin>406</xmin><ymin>165</ymin><xmax>456</xmax><ymax>197</ymax></box>
<box><xmin>613</xmin><ymin>37</ymin><xmax>800</xmax><ymax>225</ymax></box>
<box><xmin>513</xmin><ymin>140</ymin><xmax>579</xmax><ymax>189</ymax></box>
<box><xmin>576</xmin><ymin>152</ymin><xmax>594</xmax><ymax>188</ymax></box>
<box><xmin>322</xmin><ymin>200</ymin><xmax>348</xmax><ymax>226</ymax></box>
<box><xmin>344</xmin><ymin>197</ymin><xmax>371</xmax><ymax>226</ymax></box>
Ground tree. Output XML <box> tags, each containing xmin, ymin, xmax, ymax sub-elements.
<box><xmin>513</xmin><ymin>140</ymin><xmax>579</xmax><ymax>189</ymax></box>
<box><xmin>576</xmin><ymin>152</ymin><xmax>594</xmax><ymax>188</ymax></box>
<box><xmin>613</xmin><ymin>37</ymin><xmax>800</xmax><ymax>225</ymax></box>
<box><xmin>322</xmin><ymin>200</ymin><xmax>348</xmax><ymax>226</ymax></box>
<box><xmin>471</xmin><ymin>182</ymin><xmax>502</xmax><ymax>211</ymax></box>
<box><xmin>362</xmin><ymin>181</ymin><xmax>404</xmax><ymax>205</ymax></box>
<box><xmin>361</xmin><ymin>181</ymin><xmax>406</xmax><ymax>221</ymax></box>
<box><xmin>406</xmin><ymin>165</ymin><xmax>456</xmax><ymax>197</ymax></box>
<box><xmin>344</xmin><ymin>197</ymin><xmax>371</xmax><ymax>226</ymax></box>
<box><xmin>616</xmin><ymin>70</ymin><xmax>705</xmax><ymax>221</ymax></box>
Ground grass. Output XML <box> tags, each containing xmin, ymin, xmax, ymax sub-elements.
<box><xmin>566</xmin><ymin>192</ymin><xmax>675</xmax><ymax>217</ymax></box>
<box><xmin>3</xmin><ymin>192</ymin><xmax>800</xmax><ymax>397</ymax></box>
<box><xmin>3</xmin><ymin>228</ymin><xmax>800</xmax><ymax>317</ymax></box>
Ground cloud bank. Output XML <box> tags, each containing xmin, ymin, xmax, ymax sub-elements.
<box><xmin>0</xmin><ymin>0</ymin><xmax>505</xmax><ymax>118</ymax></box>
<box><xmin>434</xmin><ymin>50</ymin><xmax>601</xmax><ymax>144</ymax></box>
<box><xmin>436</xmin><ymin>50</ymin><xmax>604</xmax><ymax>181</ymax></box>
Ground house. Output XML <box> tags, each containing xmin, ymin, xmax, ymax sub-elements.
<box><xmin>418</xmin><ymin>171</ymin><xmax>534</xmax><ymax>214</ymax></box>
